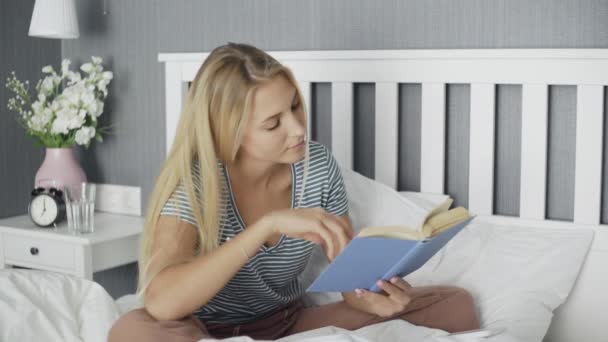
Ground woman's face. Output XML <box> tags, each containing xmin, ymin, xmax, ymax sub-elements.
<box><xmin>239</xmin><ymin>73</ymin><xmax>306</xmax><ymax>164</ymax></box>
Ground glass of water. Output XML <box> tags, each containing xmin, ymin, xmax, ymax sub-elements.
<box><xmin>63</xmin><ymin>182</ymin><xmax>96</xmax><ymax>234</ymax></box>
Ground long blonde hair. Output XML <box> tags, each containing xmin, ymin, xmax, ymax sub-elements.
<box><xmin>136</xmin><ymin>43</ymin><xmax>310</xmax><ymax>299</ymax></box>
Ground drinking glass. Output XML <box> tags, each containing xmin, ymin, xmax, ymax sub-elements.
<box><xmin>63</xmin><ymin>182</ymin><xmax>96</xmax><ymax>234</ymax></box>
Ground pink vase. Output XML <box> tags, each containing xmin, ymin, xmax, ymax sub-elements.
<box><xmin>34</xmin><ymin>147</ymin><xmax>87</xmax><ymax>191</ymax></box>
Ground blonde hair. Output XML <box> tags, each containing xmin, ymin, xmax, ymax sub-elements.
<box><xmin>135</xmin><ymin>42</ymin><xmax>311</xmax><ymax>300</ymax></box>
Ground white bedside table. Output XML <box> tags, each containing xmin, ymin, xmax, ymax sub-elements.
<box><xmin>0</xmin><ymin>213</ymin><xmax>144</xmax><ymax>280</ymax></box>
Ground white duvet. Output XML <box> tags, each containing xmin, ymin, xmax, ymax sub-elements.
<box><xmin>0</xmin><ymin>269</ymin><xmax>521</xmax><ymax>342</ymax></box>
<box><xmin>0</xmin><ymin>206</ymin><xmax>592</xmax><ymax>342</ymax></box>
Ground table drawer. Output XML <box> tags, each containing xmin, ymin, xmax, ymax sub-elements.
<box><xmin>3</xmin><ymin>234</ymin><xmax>75</xmax><ymax>270</ymax></box>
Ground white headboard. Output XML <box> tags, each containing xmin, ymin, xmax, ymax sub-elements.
<box><xmin>159</xmin><ymin>49</ymin><xmax>608</xmax><ymax>342</ymax></box>
<box><xmin>159</xmin><ymin>49</ymin><xmax>608</xmax><ymax>223</ymax></box>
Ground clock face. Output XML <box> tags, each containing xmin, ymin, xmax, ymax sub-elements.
<box><xmin>29</xmin><ymin>194</ymin><xmax>59</xmax><ymax>227</ymax></box>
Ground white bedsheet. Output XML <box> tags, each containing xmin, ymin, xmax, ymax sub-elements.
<box><xmin>0</xmin><ymin>269</ymin><xmax>120</xmax><ymax>342</ymax></box>
<box><xmin>0</xmin><ymin>269</ymin><xmax>515</xmax><ymax>342</ymax></box>
<box><xmin>0</xmin><ymin>269</ymin><xmax>522</xmax><ymax>342</ymax></box>
<box><xmin>6</xmin><ymin>215</ymin><xmax>591</xmax><ymax>342</ymax></box>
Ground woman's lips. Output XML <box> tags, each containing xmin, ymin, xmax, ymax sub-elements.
<box><xmin>290</xmin><ymin>140</ymin><xmax>305</xmax><ymax>149</ymax></box>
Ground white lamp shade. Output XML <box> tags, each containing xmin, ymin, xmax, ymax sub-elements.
<box><xmin>29</xmin><ymin>0</ymin><xmax>80</xmax><ymax>39</ymax></box>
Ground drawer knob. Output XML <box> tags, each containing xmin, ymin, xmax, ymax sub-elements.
<box><xmin>30</xmin><ymin>247</ymin><xmax>39</xmax><ymax>255</ymax></box>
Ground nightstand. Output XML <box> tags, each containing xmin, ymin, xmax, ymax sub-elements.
<box><xmin>0</xmin><ymin>213</ymin><xmax>144</xmax><ymax>280</ymax></box>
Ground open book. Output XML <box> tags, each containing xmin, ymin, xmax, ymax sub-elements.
<box><xmin>306</xmin><ymin>205</ymin><xmax>475</xmax><ymax>293</ymax></box>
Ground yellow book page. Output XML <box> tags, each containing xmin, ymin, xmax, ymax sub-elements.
<box><xmin>426</xmin><ymin>198</ymin><xmax>454</xmax><ymax>221</ymax></box>
<box><xmin>356</xmin><ymin>225</ymin><xmax>424</xmax><ymax>240</ymax></box>
<box><xmin>426</xmin><ymin>207</ymin><xmax>471</xmax><ymax>237</ymax></box>
<box><xmin>358</xmin><ymin>206</ymin><xmax>471</xmax><ymax>240</ymax></box>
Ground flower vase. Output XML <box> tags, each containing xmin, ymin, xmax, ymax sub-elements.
<box><xmin>34</xmin><ymin>147</ymin><xmax>87</xmax><ymax>191</ymax></box>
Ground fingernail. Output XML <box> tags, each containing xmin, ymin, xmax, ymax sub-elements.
<box><xmin>355</xmin><ymin>288</ymin><xmax>363</xmax><ymax>297</ymax></box>
<box><xmin>391</xmin><ymin>277</ymin><xmax>398</xmax><ymax>283</ymax></box>
<box><xmin>376</xmin><ymin>280</ymin><xmax>383</xmax><ymax>286</ymax></box>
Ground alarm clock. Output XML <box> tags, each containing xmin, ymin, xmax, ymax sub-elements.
<box><xmin>28</xmin><ymin>186</ymin><xmax>67</xmax><ymax>227</ymax></box>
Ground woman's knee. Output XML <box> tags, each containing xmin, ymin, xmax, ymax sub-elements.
<box><xmin>443</xmin><ymin>287</ymin><xmax>481</xmax><ymax>331</ymax></box>
<box><xmin>107</xmin><ymin>309</ymin><xmax>153</xmax><ymax>342</ymax></box>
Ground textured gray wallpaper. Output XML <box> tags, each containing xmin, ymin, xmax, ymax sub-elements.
<box><xmin>2</xmin><ymin>0</ymin><xmax>607</xmax><ymax>299</ymax></box>
<box><xmin>0</xmin><ymin>0</ymin><xmax>61</xmax><ymax>218</ymax></box>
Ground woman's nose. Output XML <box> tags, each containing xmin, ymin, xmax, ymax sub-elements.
<box><xmin>286</xmin><ymin>110</ymin><xmax>306</xmax><ymax>137</ymax></box>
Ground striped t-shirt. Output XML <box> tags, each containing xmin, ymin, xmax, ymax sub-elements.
<box><xmin>159</xmin><ymin>140</ymin><xmax>349</xmax><ymax>324</ymax></box>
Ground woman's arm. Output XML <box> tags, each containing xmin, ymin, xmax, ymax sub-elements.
<box><xmin>144</xmin><ymin>215</ymin><xmax>273</xmax><ymax>321</ymax></box>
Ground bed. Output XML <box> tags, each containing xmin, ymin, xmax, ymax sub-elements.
<box><xmin>156</xmin><ymin>49</ymin><xmax>608</xmax><ymax>341</ymax></box>
<box><xmin>1</xmin><ymin>48</ymin><xmax>607</xmax><ymax>342</ymax></box>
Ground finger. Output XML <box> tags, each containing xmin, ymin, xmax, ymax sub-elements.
<box><xmin>318</xmin><ymin>220</ymin><xmax>341</xmax><ymax>260</ymax></box>
<box><xmin>299</xmin><ymin>232</ymin><xmax>323</xmax><ymax>245</ymax></box>
<box><xmin>377</xmin><ymin>280</ymin><xmax>411</xmax><ymax>305</ymax></box>
<box><xmin>321</xmin><ymin>215</ymin><xmax>350</xmax><ymax>256</ymax></box>
<box><xmin>334</xmin><ymin>214</ymin><xmax>354</xmax><ymax>241</ymax></box>
<box><xmin>312</xmin><ymin>218</ymin><xmax>342</xmax><ymax>261</ymax></box>
<box><xmin>342</xmin><ymin>215</ymin><xmax>355</xmax><ymax>239</ymax></box>
<box><xmin>355</xmin><ymin>288</ymin><xmax>380</xmax><ymax>300</ymax></box>
<box><xmin>313</xmin><ymin>224</ymin><xmax>335</xmax><ymax>260</ymax></box>
<box><xmin>333</xmin><ymin>214</ymin><xmax>354</xmax><ymax>240</ymax></box>
<box><xmin>389</xmin><ymin>277</ymin><xmax>412</xmax><ymax>291</ymax></box>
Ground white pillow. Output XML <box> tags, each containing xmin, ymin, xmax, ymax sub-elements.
<box><xmin>299</xmin><ymin>167</ymin><xmax>593</xmax><ymax>342</ymax></box>
<box><xmin>404</xmin><ymin>221</ymin><xmax>592</xmax><ymax>342</ymax></box>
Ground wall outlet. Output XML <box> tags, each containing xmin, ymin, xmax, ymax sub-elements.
<box><xmin>94</xmin><ymin>183</ymin><xmax>141</xmax><ymax>216</ymax></box>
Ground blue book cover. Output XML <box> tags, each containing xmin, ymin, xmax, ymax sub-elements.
<box><xmin>306</xmin><ymin>215</ymin><xmax>475</xmax><ymax>293</ymax></box>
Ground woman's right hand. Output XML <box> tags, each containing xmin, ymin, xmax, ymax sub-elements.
<box><xmin>263</xmin><ymin>208</ymin><xmax>354</xmax><ymax>261</ymax></box>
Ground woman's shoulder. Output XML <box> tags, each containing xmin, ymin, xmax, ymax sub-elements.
<box><xmin>306</xmin><ymin>140</ymin><xmax>332</xmax><ymax>162</ymax></box>
<box><xmin>296</xmin><ymin>140</ymin><xmax>342</xmax><ymax>180</ymax></box>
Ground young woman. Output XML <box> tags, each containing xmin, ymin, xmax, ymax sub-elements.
<box><xmin>108</xmin><ymin>42</ymin><xmax>480</xmax><ymax>342</ymax></box>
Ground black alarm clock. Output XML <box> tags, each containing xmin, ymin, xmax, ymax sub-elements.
<box><xmin>28</xmin><ymin>186</ymin><xmax>67</xmax><ymax>227</ymax></box>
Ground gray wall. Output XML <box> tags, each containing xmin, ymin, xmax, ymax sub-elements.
<box><xmin>0</xmin><ymin>0</ymin><xmax>61</xmax><ymax>218</ymax></box>
<box><xmin>2</xmin><ymin>0</ymin><xmax>607</xmax><ymax>299</ymax></box>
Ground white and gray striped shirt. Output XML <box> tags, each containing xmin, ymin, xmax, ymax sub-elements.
<box><xmin>159</xmin><ymin>140</ymin><xmax>349</xmax><ymax>324</ymax></box>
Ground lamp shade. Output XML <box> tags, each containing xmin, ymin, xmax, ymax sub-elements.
<box><xmin>28</xmin><ymin>0</ymin><xmax>79</xmax><ymax>39</ymax></box>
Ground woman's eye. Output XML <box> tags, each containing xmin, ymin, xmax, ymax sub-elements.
<box><xmin>267</xmin><ymin>120</ymin><xmax>280</xmax><ymax>130</ymax></box>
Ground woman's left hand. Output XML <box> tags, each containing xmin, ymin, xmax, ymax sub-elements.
<box><xmin>349</xmin><ymin>277</ymin><xmax>414</xmax><ymax>318</ymax></box>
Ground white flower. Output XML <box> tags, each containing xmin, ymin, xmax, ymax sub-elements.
<box><xmin>9</xmin><ymin>56</ymin><xmax>113</xmax><ymax>147</ymax></box>
<box><xmin>61</xmin><ymin>59</ymin><xmax>71</xmax><ymax>76</ymax></box>
<box><xmin>75</xmin><ymin>126</ymin><xmax>96</xmax><ymax>145</ymax></box>
<box><xmin>66</xmin><ymin>71</ymin><xmax>81</xmax><ymax>84</ymax></box>
<box><xmin>52</xmin><ymin>75</ymin><xmax>62</xmax><ymax>86</ymax></box>
<box><xmin>85</xmin><ymin>100</ymin><xmax>98</xmax><ymax>117</ymax></box>
<box><xmin>41</xmin><ymin>76</ymin><xmax>55</xmax><ymax>94</ymax></box>
<box><xmin>28</xmin><ymin>110</ymin><xmax>52</xmax><ymax>132</ymax></box>
<box><xmin>52</xmin><ymin>105</ymin><xmax>85</xmax><ymax>134</ymax></box>
<box><xmin>80</xmin><ymin>63</ymin><xmax>93</xmax><ymax>73</ymax></box>
<box><xmin>94</xmin><ymin>100</ymin><xmax>104</xmax><ymax>117</ymax></box>
<box><xmin>82</xmin><ymin>86</ymin><xmax>95</xmax><ymax>102</ymax></box>
<box><xmin>31</xmin><ymin>101</ymin><xmax>43</xmax><ymax>115</ymax></box>
<box><xmin>102</xmin><ymin>71</ymin><xmax>113</xmax><ymax>80</ymax></box>
<box><xmin>50</xmin><ymin>116</ymin><xmax>70</xmax><ymax>134</ymax></box>
<box><xmin>50</xmin><ymin>100</ymin><xmax>60</xmax><ymax>112</ymax></box>
<box><xmin>42</xmin><ymin>65</ymin><xmax>54</xmax><ymax>74</ymax></box>
<box><xmin>97</xmin><ymin>78</ymin><xmax>110</xmax><ymax>97</ymax></box>
<box><xmin>62</xmin><ymin>82</ymin><xmax>86</xmax><ymax>106</ymax></box>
